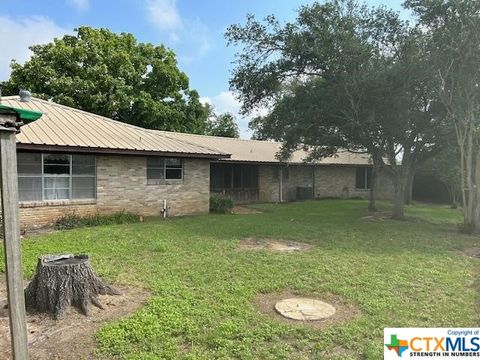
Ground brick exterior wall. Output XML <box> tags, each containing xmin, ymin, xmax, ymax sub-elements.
<box><xmin>258</xmin><ymin>165</ymin><xmax>279</xmax><ymax>202</ymax></box>
<box><xmin>17</xmin><ymin>153</ymin><xmax>394</xmax><ymax>229</ymax></box>
<box><xmin>258</xmin><ymin>164</ymin><xmax>393</xmax><ymax>202</ymax></box>
<box><xmin>19</xmin><ymin>155</ymin><xmax>210</xmax><ymax>229</ymax></box>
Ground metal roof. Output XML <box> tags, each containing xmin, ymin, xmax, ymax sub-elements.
<box><xmin>0</xmin><ymin>104</ymin><xmax>43</xmax><ymax>122</ymax></box>
<box><xmin>3</xmin><ymin>96</ymin><xmax>371</xmax><ymax>165</ymax></box>
<box><xmin>158</xmin><ymin>131</ymin><xmax>372</xmax><ymax>165</ymax></box>
<box><xmin>1</xmin><ymin>97</ymin><xmax>227</xmax><ymax>159</ymax></box>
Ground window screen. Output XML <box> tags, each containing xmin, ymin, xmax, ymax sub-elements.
<box><xmin>147</xmin><ymin>157</ymin><xmax>183</xmax><ymax>184</ymax></box>
<box><xmin>17</xmin><ymin>153</ymin><xmax>42</xmax><ymax>201</ymax></box>
<box><xmin>17</xmin><ymin>153</ymin><xmax>96</xmax><ymax>201</ymax></box>
<box><xmin>355</xmin><ymin>167</ymin><xmax>372</xmax><ymax>189</ymax></box>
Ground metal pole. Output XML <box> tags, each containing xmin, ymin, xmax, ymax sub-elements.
<box><xmin>0</xmin><ymin>120</ymin><xmax>29</xmax><ymax>360</ymax></box>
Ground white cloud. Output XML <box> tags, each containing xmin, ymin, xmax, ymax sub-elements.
<box><xmin>0</xmin><ymin>16</ymin><xmax>70</xmax><ymax>81</ymax></box>
<box><xmin>66</xmin><ymin>0</ymin><xmax>89</xmax><ymax>12</ymax></box>
<box><xmin>146</xmin><ymin>0</ymin><xmax>183</xmax><ymax>31</ymax></box>
<box><xmin>201</xmin><ymin>91</ymin><xmax>269</xmax><ymax>139</ymax></box>
<box><xmin>145</xmin><ymin>0</ymin><xmax>211</xmax><ymax>62</ymax></box>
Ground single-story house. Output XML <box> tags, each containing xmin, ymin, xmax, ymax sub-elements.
<box><xmin>0</xmin><ymin>95</ymin><xmax>393</xmax><ymax>229</ymax></box>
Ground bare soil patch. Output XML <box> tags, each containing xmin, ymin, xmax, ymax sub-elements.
<box><xmin>20</xmin><ymin>227</ymin><xmax>58</xmax><ymax>238</ymax></box>
<box><xmin>0</xmin><ymin>275</ymin><xmax>150</xmax><ymax>360</ymax></box>
<box><xmin>361</xmin><ymin>211</ymin><xmax>393</xmax><ymax>222</ymax></box>
<box><xmin>253</xmin><ymin>290</ymin><xmax>361</xmax><ymax>329</ymax></box>
<box><xmin>454</xmin><ymin>247</ymin><xmax>480</xmax><ymax>259</ymax></box>
<box><xmin>238</xmin><ymin>237</ymin><xmax>313</xmax><ymax>252</ymax></box>
<box><xmin>232</xmin><ymin>206</ymin><xmax>263</xmax><ymax>215</ymax></box>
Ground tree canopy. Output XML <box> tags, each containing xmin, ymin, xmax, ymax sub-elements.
<box><xmin>206</xmin><ymin>110</ymin><xmax>240</xmax><ymax>138</ymax></box>
<box><xmin>3</xmin><ymin>26</ymin><xmax>209</xmax><ymax>134</ymax></box>
<box><xmin>227</xmin><ymin>0</ymin><xmax>449</xmax><ymax>218</ymax></box>
<box><xmin>404</xmin><ymin>0</ymin><xmax>480</xmax><ymax>233</ymax></box>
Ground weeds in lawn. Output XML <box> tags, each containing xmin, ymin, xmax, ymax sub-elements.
<box><xmin>54</xmin><ymin>211</ymin><xmax>140</xmax><ymax>230</ymax></box>
<box><xmin>209</xmin><ymin>194</ymin><xmax>234</xmax><ymax>213</ymax></box>
<box><xmin>2</xmin><ymin>200</ymin><xmax>477</xmax><ymax>359</ymax></box>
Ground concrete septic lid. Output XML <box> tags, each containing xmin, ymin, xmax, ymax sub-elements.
<box><xmin>274</xmin><ymin>298</ymin><xmax>336</xmax><ymax>321</ymax></box>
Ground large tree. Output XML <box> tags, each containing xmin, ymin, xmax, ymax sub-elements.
<box><xmin>417</xmin><ymin>145</ymin><xmax>461</xmax><ymax>207</ymax></box>
<box><xmin>406</xmin><ymin>0</ymin><xmax>480</xmax><ymax>233</ymax></box>
<box><xmin>227</xmin><ymin>0</ymin><xmax>447</xmax><ymax>218</ymax></box>
<box><xmin>3</xmin><ymin>26</ymin><xmax>209</xmax><ymax>134</ymax></box>
<box><xmin>206</xmin><ymin>110</ymin><xmax>240</xmax><ymax>138</ymax></box>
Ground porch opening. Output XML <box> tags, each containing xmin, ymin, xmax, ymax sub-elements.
<box><xmin>210</xmin><ymin>163</ymin><xmax>259</xmax><ymax>203</ymax></box>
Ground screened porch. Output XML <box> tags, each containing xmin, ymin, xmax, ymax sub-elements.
<box><xmin>210</xmin><ymin>163</ymin><xmax>259</xmax><ymax>203</ymax></box>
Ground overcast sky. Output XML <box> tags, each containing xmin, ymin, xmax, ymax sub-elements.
<box><xmin>0</xmin><ymin>0</ymin><xmax>407</xmax><ymax>137</ymax></box>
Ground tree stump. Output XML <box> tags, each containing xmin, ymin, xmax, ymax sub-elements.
<box><xmin>24</xmin><ymin>254</ymin><xmax>120</xmax><ymax>319</ymax></box>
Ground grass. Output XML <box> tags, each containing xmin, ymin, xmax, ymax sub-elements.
<box><xmin>1</xmin><ymin>200</ymin><xmax>479</xmax><ymax>359</ymax></box>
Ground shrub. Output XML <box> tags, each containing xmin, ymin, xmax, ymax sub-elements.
<box><xmin>210</xmin><ymin>194</ymin><xmax>234</xmax><ymax>214</ymax></box>
<box><xmin>55</xmin><ymin>211</ymin><xmax>140</xmax><ymax>230</ymax></box>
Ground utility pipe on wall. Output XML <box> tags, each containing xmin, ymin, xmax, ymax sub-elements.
<box><xmin>279</xmin><ymin>167</ymin><xmax>283</xmax><ymax>202</ymax></box>
<box><xmin>161</xmin><ymin>199</ymin><xmax>168</xmax><ymax>218</ymax></box>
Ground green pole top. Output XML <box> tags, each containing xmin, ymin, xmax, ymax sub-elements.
<box><xmin>0</xmin><ymin>104</ymin><xmax>43</xmax><ymax>123</ymax></box>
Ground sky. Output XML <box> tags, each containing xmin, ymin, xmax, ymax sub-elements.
<box><xmin>0</xmin><ymin>0</ymin><xmax>407</xmax><ymax>137</ymax></box>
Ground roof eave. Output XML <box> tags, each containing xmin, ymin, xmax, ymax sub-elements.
<box><xmin>16</xmin><ymin>143</ymin><xmax>230</xmax><ymax>160</ymax></box>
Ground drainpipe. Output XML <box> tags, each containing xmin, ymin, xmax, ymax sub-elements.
<box><xmin>279</xmin><ymin>166</ymin><xmax>283</xmax><ymax>202</ymax></box>
<box><xmin>312</xmin><ymin>165</ymin><xmax>316</xmax><ymax>199</ymax></box>
<box><xmin>161</xmin><ymin>199</ymin><xmax>168</xmax><ymax>218</ymax></box>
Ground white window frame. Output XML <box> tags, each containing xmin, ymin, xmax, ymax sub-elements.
<box><xmin>17</xmin><ymin>153</ymin><xmax>96</xmax><ymax>202</ymax></box>
<box><xmin>147</xmin><ymin>157</ymin><xmax>183</xmax><ymax>185</ymax></box>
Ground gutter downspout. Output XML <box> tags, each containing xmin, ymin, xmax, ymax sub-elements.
<box><xmin>279</xmin><ymin>166</ymin><xmax>283</xmax><ymax>202</ymax></box>
<box><xmin>312</xmin><ymin>165</ymin><xmax>316</xmax><ymax>199</ymax></box>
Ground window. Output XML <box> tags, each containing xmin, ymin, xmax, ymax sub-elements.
<box><xmin>17</xmin><ymin>153</ymin><xmax>42</xmax><ymax>201</ymax></box>
<box><xmin>17</xmin><ymin>153</ymin><xmax>96</xmax><ymax>202</ymax></box>
<box><xmin>356</xmin><ymin>167</ymin><xmax>372</xmax><ymax>190</ymax></box>
<box><xmin>147</xmin><ymin>157</ymin><xmax>183</xmax><ymax>184</ymax></box>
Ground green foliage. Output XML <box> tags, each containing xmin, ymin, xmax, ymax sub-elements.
<box><xmin>209</xmin><ymin>194</ymin><xmax>234</xmax><ymax>213</ymax></box>
<box><xmin>206</xmin><ymin>111</ymin><xmax>240</xmax><ymax>138</ymax></box>
<box><xmin>405</xmin><ymin>0</ymin><xmax>480</xmax><ymax>232</ymax></box>
<box><xmin>1</xmin><ymin>201</ymin><xmax>475</xmax><ymax>359</ymax></box>
<box><xmin>54</xmin><ymin>211</ymin><xmax>140</xmax><ymax>230</ymax></box>
<box><xmin>3</xmin><ymin>27</ymin><xmax>209</xmax><ymax>134</ymax></box>
<box><xmin>226</xmin><ymin>0</ymin><xmax>450</xmax><ymax>218</ymax></box>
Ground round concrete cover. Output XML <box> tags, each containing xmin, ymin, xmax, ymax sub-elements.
<box><xmin>275</xmin><ymin>298</ymin><xmax>336</xmax><ymax>321</ymax></box>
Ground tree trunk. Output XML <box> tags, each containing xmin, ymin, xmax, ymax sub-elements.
<box><xmin>459</xmin><ymin>130</ymin><xmax>480</xmax><ymax>234</ymax></box>
<box><xmin>368</xmin><ymin>153</ymin><xmax>380</xmax><ymax>212</ymax></box>
<box><xmin>471</xmin><ymin>150</ymin><xmax>480</xmax><ymax>234</ymax></box>
<box><xmin>25</xmin><ymin>254</ymin><xmax>120</xmax><ymax>319</ymax></box>
<box><xmin>392</xmin><ymin>171</ymin><xmax>408</xmax><ymax>220</ymax></box>
<box><xmin>447</xmin><ymin>183</ymin><xmax>459</xmax><ymax>209</ymax></box>
<box><xmin>404</xmin><ymin>169</ymin><xmax>415</xmax><ymax>205</ymax></box>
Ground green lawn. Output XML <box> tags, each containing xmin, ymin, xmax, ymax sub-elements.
<box><xmin>1</xmin><ymin>200</ymin><xmax>479</xmax><ymax>359</ymax></box>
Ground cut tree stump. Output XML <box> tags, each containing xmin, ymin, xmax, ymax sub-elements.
<box><xmin>24</xmin><ymin>254</ymin><xmax>120</xmax><ymax>319</ymax></box>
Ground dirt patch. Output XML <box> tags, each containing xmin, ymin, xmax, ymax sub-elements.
<box><xmin>361</xmin><ymin>211</ymin><xmax>393</xmax><ymax>222</ymax></box>
<box><xmin>454</xmin><ymin>247</ymin><xmax>480</xmax><ymax>259</ymax></box>
<box><xmin>20</xmin><ymin>226</ymin><xmax>58</xmax><ymax>238</ymax></box>
<box><xmin>253</xmin><ymin>290</ymin><xmax>361</xmax><ymax>329</ymax></box>
<box><xmin>238</xmin><ymin>237</ymin><xmax>313</xmax><ymax>252</ymax></box>
<box><xmin>0</xmin><ymin>275</ymin><xmax>150</xmax><ymax>360</ymax></box>
<box><xmin>232</xmin><ymin>206</ymin><xmax>263</xmax><ymax>215</ymax></box>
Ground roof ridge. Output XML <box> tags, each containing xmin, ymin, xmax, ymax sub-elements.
<box><xmin>9</xmin><ymin>97</ymin><xmax>237</xmax><ymax>150</ymax></box>
<box><xmin>10</xmin><ymin>96</ymin><xmax>160</xmax><ymax>133</ymax></box>
<box><xmin>154</xmin><ymin>128</ymin><xmax>280</xmax><ymax>144</ymax></box>
<box><xmin>159</xmin><ymin>132</ymin><xmax>231</xmax><ymax>156</ymax></box>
